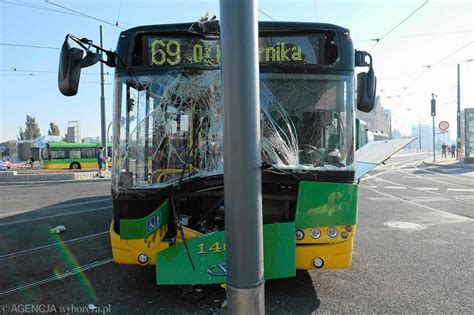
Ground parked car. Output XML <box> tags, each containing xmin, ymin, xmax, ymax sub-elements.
<box><xmin>0</xmin><ymin>160</ymin><xmax>8</xmax><ymax>171</ymax></box>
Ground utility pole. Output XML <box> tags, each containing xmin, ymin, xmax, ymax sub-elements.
<box><xmin>456</xmin><ymin>64</ymin><xmax>461</xmax><ymax>159</ymax></box>
<box><xmin>431</xmin><ymin>94</ymin><xmax>436</xmax><ymax>162</ymax></box>
<box><xmin>220</xmin><ymin>0</ymin><xmax>264</xmax><ymax>314</ymax></box>
<box><xmin>99</xmin><ymin>25</ymin><xmax>107</xmax><ymax>157</ymax></box>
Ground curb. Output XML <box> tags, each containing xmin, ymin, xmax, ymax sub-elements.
<box><xmin>0</xmin><ymin>178</ymin><xmax>110</xmax><ymax>186</ymax></box>
<box><xmin>0</xmin><ymin>171</ymin><xmax>112</xmax><ymax>183</ymax></box>
<box><xmin>422</xmin><ymin>160</ymin><xmax>474</xmax><ymax>170</ymax></box>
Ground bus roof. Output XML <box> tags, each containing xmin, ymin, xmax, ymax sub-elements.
<box><xmin>120</xmin><ymin>21</ymin><xmax>350</xmax><ymax>36</ymax></box>
<box><xmin>47</xmin><ymin>142</ymin><xmax>111</xmax><ymax>148</ymax></box>
<box><xmin>115</xmin><ymin>21</ymin><xmax>354</xmax><ymax>72</ymax></box>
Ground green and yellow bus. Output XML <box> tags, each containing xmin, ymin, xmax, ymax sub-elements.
<box><xmin>41</xmin><ymin>142</ymin><xmax>111</xmax><ymax>169</ymax></box>
<box><xmin>58</xmin><ymin>20</ymin><xmax>410</xmax><ymax>286</ymax></box>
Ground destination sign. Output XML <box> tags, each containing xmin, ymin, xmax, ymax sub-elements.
<box><xmin>147</xmin><ymin>34</ymin><xmax>324</xmax><ymax>67</ymax></box>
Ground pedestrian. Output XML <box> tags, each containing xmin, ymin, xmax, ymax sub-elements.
<box><xmin>451</xmin><ymin>143</ymin><xmax>456</xmax><ymax>158</ymax></box>
<box><xmin>441</xmin><ymin>143</ymin><xmax>447</xmax><ymax>158</ymax></box>
<box><xmin>95</xmin><ymin>146</ymin><xmax>105</xmax><ymax>178</ymax></box>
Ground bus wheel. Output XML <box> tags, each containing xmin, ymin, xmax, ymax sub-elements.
<box><xmin>70</xmin><ymin>162</ymin><xmax>81</xmax><ymax>170</ymax></box>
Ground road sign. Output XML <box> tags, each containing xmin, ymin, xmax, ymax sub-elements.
<box><xmin>438</xmin><ymin>121</ymin><xmax>449</xmax><ymax>131</ymax></box>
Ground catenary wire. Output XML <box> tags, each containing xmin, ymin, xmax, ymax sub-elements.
<box><xmin>369</xmin><ymin>0</ymin><xmax>430</xmax><ymax>52</ymax></box>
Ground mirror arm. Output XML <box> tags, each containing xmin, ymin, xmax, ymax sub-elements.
<box><xmin>68</xmin><ymin>34</ymin><xmax>116</xmax><ymax>68</ymax></box>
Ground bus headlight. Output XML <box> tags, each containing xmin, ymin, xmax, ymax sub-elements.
<box><xmin>296</xmin><ymin>230</ymin><xmax>305</xmax><ymax>240</ymax></box>
<box><xmin>327</xmin><ymin>227</ymin><xmax>338</xmax><ymax>238</ymax></box>
<box><xmin>345</xmin><ymin>225</ymin><xmax>352</xmax><ymax>232</ymax></box>
<box><xmin>341</xmin><ymin>232</ymin><xmax>348</xmax><ymax>239</ymax></box>
<box><xmin>313</xmin><ymin>258</ymin><xmax>324</xmax><ymax>268</ymax></box>
<box><xmin>310</xmin><ymin>228</ymin><xmax>321</xmax><ymax>239</ymax></box>
<box><xmin>137</xmin><ymin>253</ymin><xmax>149</xmax><ymax>265</ymax></box>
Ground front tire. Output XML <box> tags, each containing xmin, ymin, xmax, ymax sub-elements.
<box><xmin>70</xmin><ymin>162</ymin><xmax>81</xmax><ymax>170</ymax></box>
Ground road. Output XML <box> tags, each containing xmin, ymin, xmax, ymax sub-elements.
<box><xmin>0</xmin><ymin>153</ymin><xmax>472</xmax><ymax>314</ymax></box>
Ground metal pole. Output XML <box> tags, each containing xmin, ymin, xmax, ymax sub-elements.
<box><xmin>431</xmin><ymin>94</ymin><xmax>436</xmax><ymax>162</ymax></box>
<box><xmin>100</xmin><ymin>25</ymin><xmax>107</xmax><ymax>157</ymax></box>
<box><xmin>106</xmin><ymin>121</ymin><xmax>112</xmax><ymax>171</ymax></box>
<box><xmin>456</xmin><ymin>64</ymin><xmax>461</xmax><ymax>159</ymax></box>
<box><xmin>220</xmin><ymin>0</ymin><xmax>264</xmax><ymax>314</ymax></box>
<box><xmin>432</xmin><ymin>116</ymin><xmax>436</xmax><ymax>162</ymax></box>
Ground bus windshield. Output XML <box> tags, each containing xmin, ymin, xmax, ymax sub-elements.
<box><xmin>113</xmin><ymin>69</ymin><xmax>353</xmax><ymax>189</ymax></box>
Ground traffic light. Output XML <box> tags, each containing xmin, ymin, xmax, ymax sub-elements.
<box><xmin>431</xmin><ymin>95</ymin><xmax>436</xmax><ymax>117</ymax></box>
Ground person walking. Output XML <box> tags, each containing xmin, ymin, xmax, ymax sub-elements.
<box><xmin>441</xmin><ymin>143</ymin><xmax>447</xmax><ymax>158</ymax></box>
<box><xmin>451</xmin><ymin>143</ymin><xmax>456</xmax><ymax>158</ymax></box>
<box><xmin>96</xmin><ymin>146</ymin><xmax>105</xmax><ymax>178</ymax></box>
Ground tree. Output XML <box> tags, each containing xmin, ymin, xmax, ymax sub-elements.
<box><xmin>18</xmin><ymin>128</ymin><xmax>25</xmax><ymax>140</ymax></box>
<box><xmin>48</xmin><ymin>122</ymin><xmax>60</xmax><ymax>136</ymax></box>
<box><xmin>23</xmin><ymin>115</ymin><xmax>41</xmax><ymax>140</ymax></box>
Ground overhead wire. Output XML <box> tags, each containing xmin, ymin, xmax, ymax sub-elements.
<box><xmin>44</xmin><ymin>0</ymin><xmax>125</xmax><ymax>29</ymax></box>
<box><xmin>358</xmin><ymin>30</ymin><xmax>472</xmax><ymax>42</ymax></box>
<box><xmin>112</xmin><ymin>0</ymin><xmax>124</xmax><ymax>45</ymax></box>
<box><xmin>1</xmin><ymin>0</ymin><xmax>133</xmax><ymax>27</ymax></box>
<box><xmin>404</xmin><ymin>41</ymin><xmax>473</xmax><ymax>89</ymax></box>
<box><xmin>0</xmin><ymin>0</ymin><xmax>81</xmax><ymax>17</ymax></box>
<box><xmin>369</xmin><ymin>0</ymin><xmax>430</xmax><ymax>52</ymax></box>
<box><xmin>0</xmin><ymin>69</ymin><xmax>113</xmax><ymax>76</ymax></box>
<box><xmin>258</xmin><ymin>8</ymin><xmax>275</xmax><ymax>21</ymax></box>
<box><xmin>0</xmin><ymin>42</ymin><xmax>59</xmax><ymax>50</ymax></box>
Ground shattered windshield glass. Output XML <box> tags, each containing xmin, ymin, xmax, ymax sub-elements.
<box><xmin>112</xmin><ymin>71</ymin><xmax>353</xmax><ymax>190</ymax></box>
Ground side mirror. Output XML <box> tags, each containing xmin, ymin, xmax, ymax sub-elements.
<box><xmin>58</xmin><ymin>35</ymin><xmax>101</xmax><ymax>96</ymax></box>
<box><xmin>58</xmin><ymin>35</ymin><xmax>84</xmax><ymax>96</ymax></box>
<box><xmin>356</xmin><ymin>51</ymin><xmax>376</xmax><ymax>113</ymax></box>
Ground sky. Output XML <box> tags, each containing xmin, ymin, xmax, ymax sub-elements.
<box><xmin>0</xmin><ymin>0</ymin><xmax>473</xmax><ymax>142</ymax></box>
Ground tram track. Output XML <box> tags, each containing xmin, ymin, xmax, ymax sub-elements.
<box><xmin>0</xmin><ymin>205</ymin><xmax>112</xmax><ymax>227</ymax></box>
<box><xmin>0</xmin><ymin>229</ymin><xmax>112</xmax><ymax>297</ymax></box>
<box><xmin>0</xmin><ymin>231</ymin><xmax>108</xmax><ymax>260</ymax></box>
<box><xmin>0</xmin><ymin>258</ymin><xmax>113</xmax><ymax>298</ymax></box>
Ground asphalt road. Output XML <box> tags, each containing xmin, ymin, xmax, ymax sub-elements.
<box><xmin>0</xmin><ymin>154</ymin><xmax>473</xmax><ymax>314</ymax></box>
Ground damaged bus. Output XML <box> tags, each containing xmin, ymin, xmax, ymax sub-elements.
<box><xmin>57</xmin><ymin>20</ymin><xmax>412</xmax><ymax>285</ymax></box>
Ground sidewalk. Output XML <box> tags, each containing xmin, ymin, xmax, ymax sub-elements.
<box><xmin>0</xmin><ymin>170</ymin><xmax>111</xmax><ymax>182</ymax></box>
<box><xmin>423</xmin><ymin>157</ymin><xmax>474</xmax><ymax>170</ymax></box>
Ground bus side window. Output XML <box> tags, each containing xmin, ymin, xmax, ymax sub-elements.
<box><xmin>42</xmin><ymin>148</ymin><xmax>50</xmax><ymax>159</ymax></box>
<box><xmin>69</xmin><ymin>149</ymin><xmax>81</xmax><ymax>159</ymax></box>
<box><xmin>81</xmin><ymin>148</ymin><xmax>95</xmax><ymax>158</ymax></box>
<box><xmin>51</xmin><ymin>149</ymin><xmax>66</xmax><ymax>159</ymax></box>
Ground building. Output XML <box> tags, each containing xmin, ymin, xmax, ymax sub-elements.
<box><xmin>408</xmin><ymin>123</ymin><xmax>452</xmax><ymax>153</ymax></box>
<box><xmin>66</xmin><ymin>120</ymin><xmax>81</xmax><ymax>143</ymax></box>
<box><xmin>460</xmin><ymin>108</ymin><xmax>474</xmax><ymax>163</ymax></box>
<box><xmin>356</xmin><ymin>95</ymin><xmax>392</xmax><ymax>138</ymax></box>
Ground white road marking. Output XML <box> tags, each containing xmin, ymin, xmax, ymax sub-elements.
<box><xmin>406</xmin><ymin>197</ymin><xmax>450</xmax><ymax>202</ymax></box>
<box><xmin>362</xmin><ymin>185</ymin><xmax>378</xmax><ymax>188</ymax></box>
<box><xmin>369</xmin><ymin>176</ymin><xmax>474</xmax><ymax>204</ymax></box>
<box><xmin>384</xmin><ymin>186</ymin><xmax>406</xmax><ymax>190</ymax></box>
<box><xmin>446</xmin><ymin>188</ymin><xmax>474</xmax><ymax>192</ymax></box>
<box><xmin>367</xmin><ymin>197</ymin><xmax>393</xmax><ymax>201</ymax></box>
<box><xmin>361</xmin><ymin>186</ymin><xmax>473</xmax><ymax>223</ymax></box>
<box><xmin>398</xmin><ymin>169</ymin><xmax>473</xmax><ymax>189</ymax></box>
<box><xmin>417</xmin><ymin>187</ymin><xmax>439</xmax><ymax>191</ymax></box>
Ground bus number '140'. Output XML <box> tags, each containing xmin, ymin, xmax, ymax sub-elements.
<box><xmin>197</xmin><ymin>242</ymin><xmax>226</xmax><ymax>254</ymax></box>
